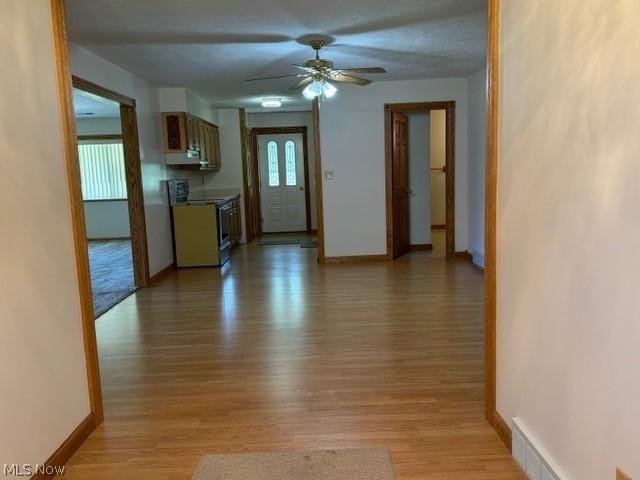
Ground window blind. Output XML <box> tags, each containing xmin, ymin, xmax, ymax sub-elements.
<box><xmin>78</xmin><ymin>143</ymin><xmax>127</xmax><ymax>200</ymax></box>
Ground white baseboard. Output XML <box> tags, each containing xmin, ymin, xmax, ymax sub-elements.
<box><xmin>512</xmin><ymin>418</ymin><xmax>567</xmax><ymax>480</ymax></box>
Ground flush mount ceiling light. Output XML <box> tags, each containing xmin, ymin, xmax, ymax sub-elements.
<box><xmin>246</xmin><ymin>40</ymin><xmax>386</xmax><ymax>101</ymax></box>
<box><xmin>261</xmin><ymin>98</ymin><xmax>282</xmax><ymax>108</ymax></box>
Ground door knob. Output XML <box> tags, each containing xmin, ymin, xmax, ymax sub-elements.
<box><xmin>299</xmin><ymin>187</ymin><xmax>304</xmax><ymax>191</ymax></box>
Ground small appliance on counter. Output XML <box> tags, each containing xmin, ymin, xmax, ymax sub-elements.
<box><xmin>167</xmin><ymin>178</ymin><xmax>190</xmax><ymax>206</ymax></box>
<box><xmin>167</xmin><ymin>179</ymin><xmax>235</xmax><ymax>267</ymax></box>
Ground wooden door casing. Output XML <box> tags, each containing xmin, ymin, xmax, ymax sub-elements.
<box><xmin>120</xmin><ymin>104</ymin><xmax>150</xmax><ymax>288</ymax></box>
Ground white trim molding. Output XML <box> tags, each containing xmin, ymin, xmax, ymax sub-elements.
<box><xmin>512</xmin><ymin>418</ymin><xmax>567</xmax><ymax>480</ymax></box>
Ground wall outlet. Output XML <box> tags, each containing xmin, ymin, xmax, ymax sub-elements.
<box><xmin>617</xmin><ymin>468</ymin><xmax>632</xmax><ymax>480</ymax></box>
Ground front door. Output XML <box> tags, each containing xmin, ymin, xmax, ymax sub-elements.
<box><xmin>258</xmin><ymin>133</ymin><xmax>307</xmax><ymax>233</ymax></box>
<box><xmin>392</xmin><ymin>112</ymin><xmax>411</xmax><ymax>258</ymax></box>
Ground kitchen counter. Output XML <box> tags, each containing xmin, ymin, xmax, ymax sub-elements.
<box><xmin>175</xmin><ymin>189</ymin><xmax>240</xmax><ymax>206</ymax></box>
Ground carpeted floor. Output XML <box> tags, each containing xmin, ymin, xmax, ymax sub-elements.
<box><xmin>192</xmin><ymin>449</ymin><xmax>394</xmax><ymax>480</ymax></box>
<box><xmin>87</xmin><ymin>239</ymin><xmax>135</xmax><ymax>318</ymax></box>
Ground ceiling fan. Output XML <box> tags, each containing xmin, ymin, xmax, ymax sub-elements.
<box><xmin>246</xmin><ymin>40</ymin><xmax>386</xmax><ymax>100</ymax></box>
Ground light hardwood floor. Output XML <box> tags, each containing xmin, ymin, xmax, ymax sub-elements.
<box><xmin>62</xmin><ymin>243</ymin><xmax>524</xmax><ymax>479</ymax></box>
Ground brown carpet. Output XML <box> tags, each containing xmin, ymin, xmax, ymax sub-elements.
<box><xmin>191</xmin><ymin>448</ymin><xmax>394</xmax><ymax>480</ymax></box>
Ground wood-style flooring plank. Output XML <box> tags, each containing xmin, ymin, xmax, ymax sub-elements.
<box><xmin>60</xmin><ymin>244</ymin><xmax>524</xmax><ymax>479</ymax></box>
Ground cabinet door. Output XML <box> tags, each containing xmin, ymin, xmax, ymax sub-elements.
<box><xmin>162</xmin><ymin>112</ymin><xmax>187</xmax><ymax>153</ymax></box>
<box><xmin>198</xmin><ymin>121</ymin><xmax>207</xmax><ymax>163</ymax></box>
<box><xmin>204</xmin><ymin>124</ymin><xmax>214</xmax><ymax>165</ymax></box>
<box><xmin>185</xmin><ymin>114</ymin><xmax>195</xmax><ymax>149</ymax></box>
<box><xmin>211</xmin><ymin>125</ymin><xmax>221</xmax><ymax>169</ymax></box>
<box><xmin>193</xmin><ymin>118</ymin><xmax>202</xmax><ymax>152</ymax></box>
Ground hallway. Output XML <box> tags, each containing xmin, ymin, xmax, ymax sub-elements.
<box><xmin>63</xmin><ymin>244</ymin><xmax>524</xmax><ymax>479</ymax></box>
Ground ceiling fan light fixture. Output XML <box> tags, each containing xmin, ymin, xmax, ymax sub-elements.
<box><xmin>323</xmin><ymin>81</ymin><xmax>337</xmax><ymax>98</ymax></box>
<box><xmin>303</xmin><ymin>80</ymin><xmax>324</xmax><ymax>99</ymax></box>
<box><xmin>261</xmin><ymin>98</ymin><xmax>282</xmax><ymax>108</ymax></box>
<box><xmin>303</xmin><ymin>80</ymin><xmax>338</xmax><ymax>100</ymax></box>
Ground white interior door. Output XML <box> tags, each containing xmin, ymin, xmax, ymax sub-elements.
<box><xmin>258</xmin><ymin>133</ymin><xmax>306</xmax><ymax>233</ymax></box>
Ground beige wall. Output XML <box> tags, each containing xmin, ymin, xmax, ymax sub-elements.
<box><xmin>319</xmin><ymin>78</ymin><xmax>469</xmax><ymax>257</ymax></box>
<box><xmin>84</xmin><ymin>200</ymin><xmax>130</xmax><ymax>239</ymax></box>
<box><xmin>467</xmin><ymin>68</ymin><xmax>486</xmax><ymax>267</ymax></box>
<box><xmin>76</xmin><ymin>117</ymin><xmax>121</xmax><ymax>135</ymax></box>
<box><xmin>0</xmin><ymin>0</ymin><xmax>90</xmax><ymax>466</ymax></box>
<box><xmin>498</xmin><ymin>1</ymin><xmax>640</xmax><ymax>479</ymax></box>
<box><xmin>429</xmin><ymin>109</ymin><xmax>446</xmax><ymax>226</ymax></box>
<box><xmin>407</xmin><ymin>113</ymin><xmax>430</xmax><ymax>246</ymax></box>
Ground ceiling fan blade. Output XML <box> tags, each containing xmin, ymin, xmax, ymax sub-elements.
<box><xmin>245</xmin><ymin>73</ymin><xmax>304</xmax><ymax>82</ymax></box>
<box><xmin>330</xmin><ymin>73</ymin><xmax>372</xmax><ymax>86</ymax></box>
<box><xmin>338</xmin><ymin>67</ymin><xmax>387</xmax><ymax>74</ymax></box>
<box><xmin>292</xmin><ymin>64</ymin><xmax>316</xmax><ymax>73</ymax></box>
<box><xmin>289</xmin><ymin>76</ymin><xmax>313</xmax><ymax>91</ymax></box>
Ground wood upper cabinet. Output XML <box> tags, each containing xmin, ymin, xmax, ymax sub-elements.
<box><xmin>199</xmin><ymin>122</ymin><xmax>221</xmax><ymax>170</ymax></box>
<box><xmin>162</xmin><ymin>112</ymin><xmax>187</xmax><ymax>153</ymax></box>
<box><xmin>198</xmin><ymin>120</ymin><xmax>207</xmax><ymax>162</ymax></box>
<box><xmin>187</xmin><ymin>115</ymin><xmax>196</xmax><ymax>150</ymax></box>
<box><xmin>162</xmin><ymin>112</ymin><xmax>221</xmax><ymax>169</ymax></box>
<box><xmin>206</xmin><ymin>124</ymin><xmax>221</xmax><ymax>170</ymax></box>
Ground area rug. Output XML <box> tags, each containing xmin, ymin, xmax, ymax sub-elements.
<box><xmin>87</xmin><ymin>239</ymin><xmax>135</xmax><ymax>317</ymax></box>
<box><xmin>258</xmin><ymin>239</ymin><xmax>301</xmax><ymax>246</ymax></box>
<box><xmin>191</xmin><ymin>448</ymin><xmax>394</xmax><ymax>480</ymax></box>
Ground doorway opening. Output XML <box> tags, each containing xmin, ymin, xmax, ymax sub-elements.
<box><xmin>250</xmin><ymin>127</ymin><xmax>313</xmax><ymax>237</ymax></box>
<box><xmin>72</xmin><ymin>76</ymin><xmax>150</xmax><ymax>317</ymax></box>
<box><xmin>385</xmin><ymin>102</ymin><xmax>456</xmax><ymax>259</ymax></box>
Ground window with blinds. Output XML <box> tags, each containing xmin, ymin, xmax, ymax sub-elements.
<box><xmin>78</xmin><ymin>142</ymin><xmax>127</xmax><ymax>200</ymax></box>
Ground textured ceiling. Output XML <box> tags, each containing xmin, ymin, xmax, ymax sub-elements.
<box><xmin>73</xmin><ymin>89</ymin><xmax>120</xmax><ymax>118</ymax></box>
<box><xmin>66</xmin><ymin>0</ymin><xmax>487</xmax><ymax>112</ymax></box>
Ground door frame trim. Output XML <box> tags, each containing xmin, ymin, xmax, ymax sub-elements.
<box><xmin>72</xmin><ymin>75</ymin><xmax>150</xmax><ymax>288</ymax></box>
<box><xmin>384</xmin><ymin>101</ymin><xmax>456</xmax><ymax>259</ymax></box>
<box><xmin>311</xmin><ymin>99</ymin><xmax>326</xmax><ymax>263</ymax></box>
<box><xmin>485</xmin><ymin>0</ymin><xmax>503</xmax><ymax>447</ymax></box>
<box><xmin>72</xmin><ymin>75</ymin><xmax>135</xmax><ymax>107</ymax></box>
<box><xmin>238</xmin><ymin>109</ymin><xmax>256</xmax><ymax>242</ymax></box>
<box><xmin>251</xmin><ymin>126</ymin><xmax>312</xmax><ymax>234</ymax></box>
<box><xmin>51</xmin><ymin>0</ymin><xmax>103</xmax><ymax>427</ymax></box>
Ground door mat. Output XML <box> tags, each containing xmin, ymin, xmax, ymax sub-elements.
<box><xmin>258</xmin><ymin>239</ymin><xmax>301</xmax><ymax>246</ymax></box>
<box><xmin>191</xmin><ymin>448</ymin><xmax>394</xmax><ymax>480</ymax></box>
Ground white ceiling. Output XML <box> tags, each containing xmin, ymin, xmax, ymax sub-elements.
<box><xmin>65</xmin><ymin>0</ymin><xmax>487</xmax><ymax>112</ymax></box>
<box><xmin>73</xmin><ymin>89</ymin><xmax>120</xmax><ymax>118</ymax></box>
